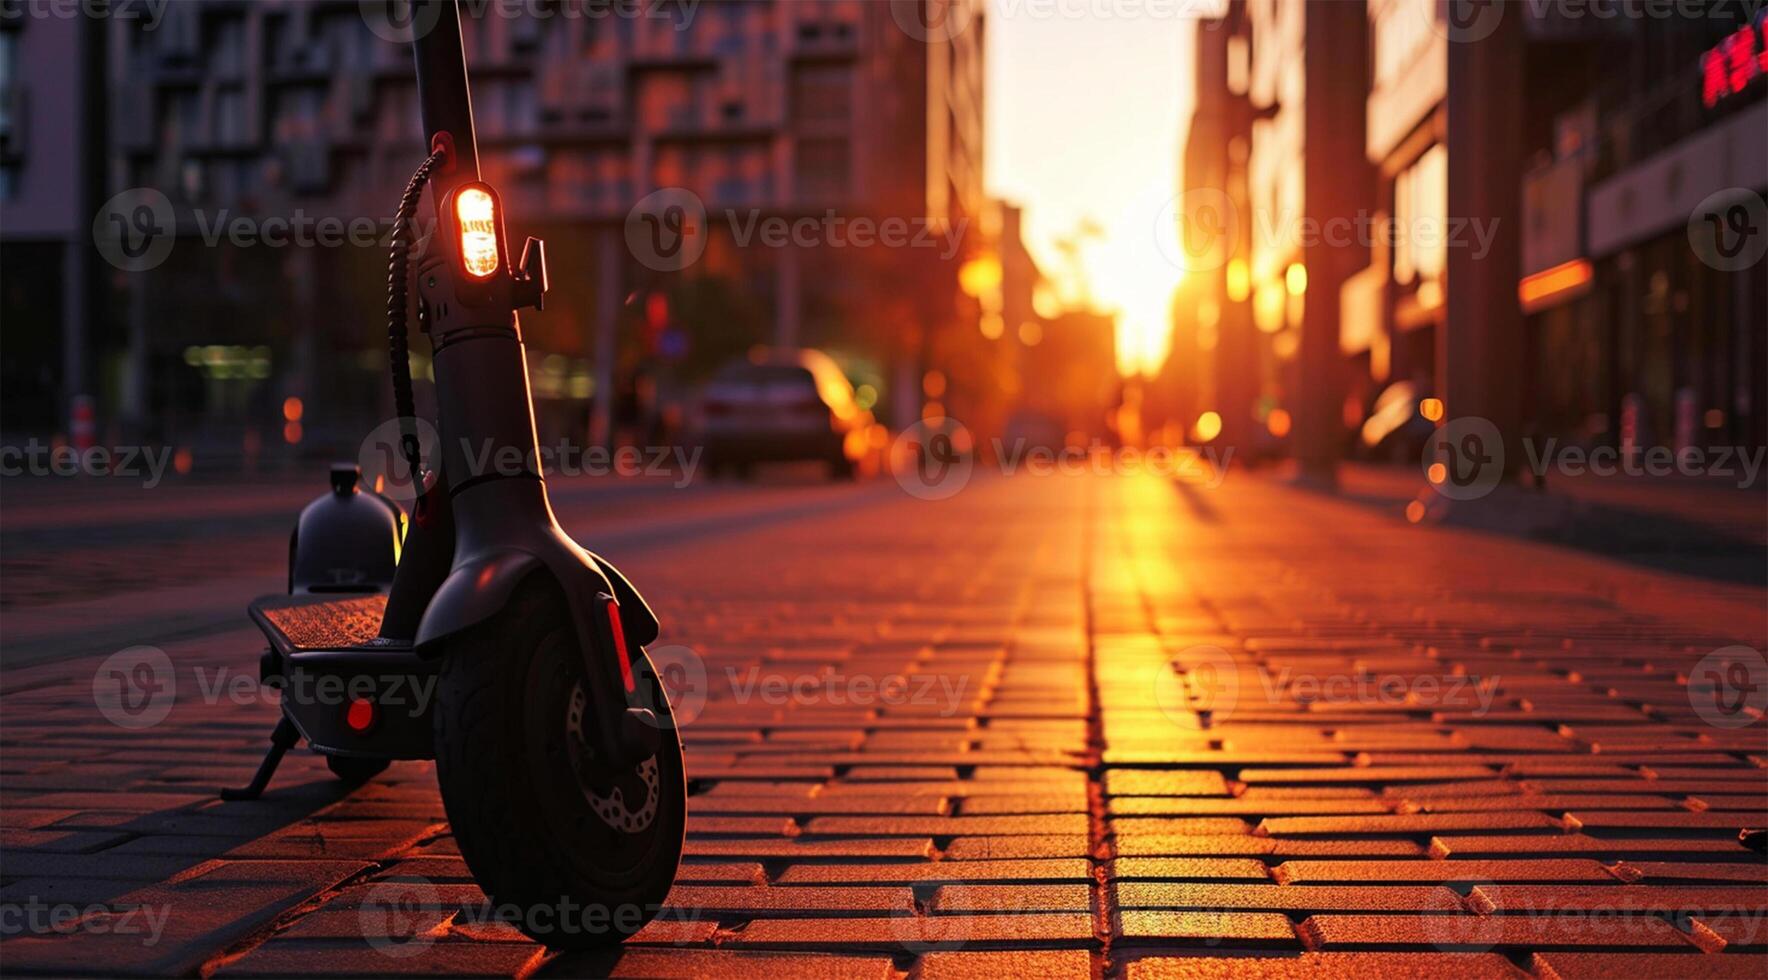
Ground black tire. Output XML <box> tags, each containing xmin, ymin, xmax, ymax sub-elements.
<box><xmin>433</xmin><ymin>580</ymin><xmax>686</xmax><ymax>950</ymax></box>
<box><xmin>326</xmin><ymin>755</ymin><xmax>389</xmax><ymax>784</ymax></box>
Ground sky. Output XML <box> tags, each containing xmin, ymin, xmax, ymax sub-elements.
<box><xmin>984</xmin><ymin>2</ymin><xmax>1200</xmax><ymax>376</ymax></box>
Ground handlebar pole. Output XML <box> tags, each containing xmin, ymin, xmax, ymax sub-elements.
<box><xmin>410</xmin><ymin>0</ymin><xmax>480</xmax><ymax>206</ymax></box>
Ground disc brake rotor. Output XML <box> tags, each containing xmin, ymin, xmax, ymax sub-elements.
<box><xmin>565</xmin><ymin>682</ymin><xmax>660</xmax><ymax>835</ymax></box>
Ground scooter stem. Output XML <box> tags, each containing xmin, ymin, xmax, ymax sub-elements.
<box><xmin>382</xmin><ymin>0</ymin><xmax>657</xmax><ymax>767</ymax></box>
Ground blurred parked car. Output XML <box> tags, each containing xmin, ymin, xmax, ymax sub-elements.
<box><xmin>1358</xmin><ymin>380</ymin><xmax>1436</xmax><ymax>462</ymax></box>
<box><xmin>697</xmin><ymin>349</ymin><xmax>872</xmax><ymax>480</ymax></box>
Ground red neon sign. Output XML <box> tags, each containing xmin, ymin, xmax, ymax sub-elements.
<box><xmin>1701</xmin><ymin>11</ymin><xmax>1768</xmax><ymax>108</ymax></box>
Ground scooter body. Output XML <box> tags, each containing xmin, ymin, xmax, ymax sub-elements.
<box><xmin>225</xmin><ymin>0</ymin><xmax>685</xmax><ymax>948</ymax></box>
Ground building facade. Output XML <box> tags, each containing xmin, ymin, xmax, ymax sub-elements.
<box><xmin>1172</xmin><ymin>0</ymin><xmax>1767</xmax><ymax>470</ymax></box>
<box><xmin>1</xmin><ymin>0</ymin><xmax>985</xmax><ymax>455</ymax></box>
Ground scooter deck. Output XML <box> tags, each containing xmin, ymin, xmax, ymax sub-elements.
<box><xmin>249</xmin><ymin>594</ymin><xmax>425</xmax><ymax>669</ymax></box>
<box><xmin>248</xmin><ymin>593</ymin><xmax>436</xmax><ymax>760</ymax></box>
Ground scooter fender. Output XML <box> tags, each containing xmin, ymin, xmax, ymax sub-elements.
<box><xmin>413</xmin><ymin>535</ymin><xmax>661</xmax><ymax>767</ymax></box>
<box><xmin>586</xmin><ymin>551</ymin><xmax>660</xmax><ymax>647</ymax></box>
<box><xmin>411</xmin><ymin>547</ymin><xmax>659</xmax><ymax>653</ymax></box>
<box><xmin>412</xmin><ymin>548</ymin><xmax>544</xmax><ymax>655</ymax></box>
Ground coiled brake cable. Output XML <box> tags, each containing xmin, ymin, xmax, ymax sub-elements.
<box><xmin>386</xmin><ymin>147</ymin><xmax>448</xmax><ymax>496</ymax></box>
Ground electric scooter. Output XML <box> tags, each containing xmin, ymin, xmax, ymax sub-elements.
<box><xmin>223</xmin><ymin>0</ymin><xmax>685</xmax><ymax>948</ymax></box>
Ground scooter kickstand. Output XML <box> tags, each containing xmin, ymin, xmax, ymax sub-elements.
<box><xmin>221</xmin><ymin>717</ymin><xmax>302</xmax><ymax>801</ymax></box>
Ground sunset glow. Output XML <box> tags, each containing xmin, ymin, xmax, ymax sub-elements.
<box><xmin>988</xmin><ymin>5</ymin><xmax>1200</xmax><ymax>376</ymax></box>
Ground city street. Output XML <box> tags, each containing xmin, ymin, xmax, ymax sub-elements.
<box><xmin>2</xmin><ymin>467</ymin><xmax>1765</xmax><ymax>977</ymax></box>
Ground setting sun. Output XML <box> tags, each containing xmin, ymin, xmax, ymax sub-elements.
<box><xmin>987</xmin><ymin>7</ymin><xmax>1198</xmax><ymax>377</ymax></box>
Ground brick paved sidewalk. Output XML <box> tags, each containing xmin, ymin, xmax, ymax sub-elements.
<box><xmin>2</xmin><ymin>472</ymin><xmax>1765</xmax><ymax>977</ymax></box>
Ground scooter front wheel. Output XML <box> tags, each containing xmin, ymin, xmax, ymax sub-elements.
<box><xmin>432</xmin><ymin>580</ymin><xmax>685</xmax><ymax>949</ymax></box>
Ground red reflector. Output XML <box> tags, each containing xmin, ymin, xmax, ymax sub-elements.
<box><xmin>345</xmin><ymin>697</ymin><xmax>377</xmax><ymax>733</ymax></box>
<box><xmin>606</xmin><ymin>598</ymin><xmax>635</xmax><ymax>694</ymax></box>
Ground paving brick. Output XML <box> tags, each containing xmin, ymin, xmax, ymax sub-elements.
<box><xmin>215</xmin><ymin>939</ymin><xmax>545</xmax><ymax>976</ymax></box>
<box><xmin>942</xmin><ymin>835</ymin><xmax>1092</xmax><ymax>859</ymax></box>
<box><xmin>1429</xmin><ymin>834</ymin><xmax>1753</xmax><ymax>859</ymax></box>
<box><xmin>662</xmin><ymin>886</ymin><xmax>915</xmax><ymax>917</ymax></box>
<box><xmin>954</xmin><ymin>795</ymin><xmax>1089</xmax><ymax>815</ymax></box>
<box><xmin>1530</xmin><ymin>952</ymin><xmax>1768</xmax><ymax>980</ymax></box>
<box><xmin>1123</xmin><ymin>951</ymin><xmax>1524</xmax><ymax>978</ymax></box>
<box><xmin>1259</xmin><ymin>813</ymin><xmax>1563</xmax><ymax>836</ymax></box>
<box><xmin>1114</xmin><ymin>836</ymin><xmax>1425</xmax><ymax>858</ymax></box>
<box><xmin>1272</xmin><ymin>859</ymin><xmax>1620</xmax><ymax>884</ymax></box>
<box><xmin>1107</xmin><ymin>858</ymin><xmax>1272</xmax><ymax>882</ymax></box>
<box><xmin>675</xmin><ymin>862</ymin><xmax>768</xmax><ymax>885</ymax></box>
<box><xmin>1116</xmin><ymin>883</ymin><xmax>1461</xmax><ymax>914</ymax></box>
<box><xmin>0</xmin><ymin>859</ymin><xmax>369</xmax><ymax>976</ymax></box>
<box><xmin>1103</xmin><ymin>771</ymin><xmax>1231</xmax><ymax>796</ymax></box>
<box><xmin>929</xmin><ymin>884</ymin><xmax>1092</xmax><ymax>913</ymax></box>
<box><xmin>775</xmin><ymin>859</ymin><xmax>1094</xmax><ymax>885</ymax></box>
<box><xmin>1110</xmin><ymin>798</ymin><xmax>1389</xmax><ymax>816</ymax></box>
<box><xmin>1564</xmin><ymin>811</ymin><xmax>1762</xmax><ymax>835</ymax></box>
<box><xmin>1614</xmin><ymin>862</ymin><xmax>1768</xmax><ymax>885</ymax></box>
<box><xmin>1116</xmin><ymin>910</ymin><xmax>1298</xmax><ymax>947</ymax></box>
<box><xmin>1469</xmin><ymin>884</ymin><xmax>1768</xmax><ymax>915</ymax></box>
<box><xmin>724</xmin><ymin>913</ymin><xmax>1096</xmax><ymax>950</ymax></box>
<box><xmin>1111</xmin><ymin>817</ymin><xmax>1256</xmax><ymax>837</ymax></box>
<box><xmin>684</xmin><ymin>838</ymin><xmax>934</xmax><ymax>860</ymax></box>
<box><xmin>1297</xmin><ymin>913</ymin><xmax>1696</xmax><ymax>951</ymax></box>
<box><xmin>554</xmin><ymin>949</ymin><xmax>890</xmax><ymax>978</ymax></box>
<box><xmin>1238</xmin><ymin>767</ymin><xmax>1499</xmax><ymax>784</ymax></box>
<box><xmin>803</xmin><ymin>815</ymin><xmax>1089</xmax><ymax>836</ymax></box>
<box><xmin>915</xmin><ymin>949</ymin><xmax>1091</xmax><ymax>979</ymax></box>
<box><xmin>1691</xmin><ymin>914</ymin><xmax>1768</xmax><ymax>952</ymax></box>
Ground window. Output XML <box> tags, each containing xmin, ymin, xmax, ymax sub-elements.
<box><xmin>790</xmin><ymin>65</ymin><xmax>850</xmax><ymax>124</ymax></box>
<box><xmin>795</xmin><ymin>138</ymin><xmax>849</xmax><ymax>202</ymax></box>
